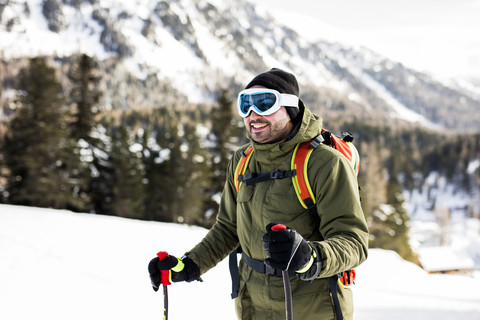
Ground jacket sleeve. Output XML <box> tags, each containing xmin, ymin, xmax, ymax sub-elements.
<box><xmin>310</xmin><ymin>148</ymin><xmax>369</xmax><ymax>278</ymax></box>
<box><xmin>185</xmin><ymin>153</ymin><xmax>240</xmax><ymax>275</ymax></box>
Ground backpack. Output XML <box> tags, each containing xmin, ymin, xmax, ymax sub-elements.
<box><xmin>229</xmin><ymin>129</ymin><xmax>360</xmax><ymax>320</ymax></box>
<box><xmin>234</xmin><ymin>129</ymin><xmax>360</xmax><ymax>220</ymax></box>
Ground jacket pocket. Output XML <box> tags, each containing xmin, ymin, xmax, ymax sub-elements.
<box><xmin>337</xmin><ymin>283</ymin><xmax>353</xmax><ymax>319</ymax></box>
<box><xmin>237</xmin><ymin>184</ymin><xmax>254</xmax><ymax>203</ymax></box>
<box><xmin>264</xmin><ymin>179</ymin><xmax>304</xmax><ymax>215</ymax></box>
<box><xmin>269</xmin><ymin>277</ymin><xmax>336</xmax><ymax>320</ymax></box>
<box><xmin>264</xmin><ymin>179</ymin><xmax>318</xmax><ymax>237</ymax></box>
<box><xmin>268</xmin><ymin>276</ymin><xmax>330</xmax><ymax>300</ymax></box>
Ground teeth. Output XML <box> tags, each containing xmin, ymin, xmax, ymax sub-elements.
<box><xmin>252</xmin><ymin>123</ymin><xmax>267</xmax><ymax>128</ymax></box>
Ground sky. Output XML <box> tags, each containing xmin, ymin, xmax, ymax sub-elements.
<box><xmin>1</xmin><ymin>204</ymin><xmax>480</xmax><ymax>320</ymax></box>
<box><xmin>254</xmin><ymin>0</ymin><xmax>480</xmax><ymax>80</ymax></box>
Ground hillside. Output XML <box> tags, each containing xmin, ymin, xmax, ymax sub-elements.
<box><xmin>1</xmin><ymin>0</ymin><xmax>480</xmax><ymax>131</ymax></box>
<box><xmin>1</xmin><ymin>204</ymin><xmax>480</xmax><ymax>320</ymax></box>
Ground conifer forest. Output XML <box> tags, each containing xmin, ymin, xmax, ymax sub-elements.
<box><xmin>1</xmin><ymin>55</ymin><xmax>479</xmax><ymax>264</ymax></box>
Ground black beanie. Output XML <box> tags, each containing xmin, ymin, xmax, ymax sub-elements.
<box><xmin>245</xmin><ymin>68</ymin><xmax>300</xmax><ymax>120</ymax></box>
<box><xmin>245</xmin><ymin>68</ymin><xmax>299</xmax><ymax>96</ymax></box>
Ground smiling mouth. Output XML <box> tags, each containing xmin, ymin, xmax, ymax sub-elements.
<box><xmin>251</xmin><ymin>123</ymin><xmax>268</xmax><ymax>129</ymax></box>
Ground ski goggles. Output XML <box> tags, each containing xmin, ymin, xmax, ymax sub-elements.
<box><xmin>236</xmin><ymin>88</ymin><xmax>299</xmax><ymax>118</ymax></box>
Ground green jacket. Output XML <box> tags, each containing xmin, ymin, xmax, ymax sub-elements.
<box><xmin>187</xmin><ymin>104</ymin><xmax>369</xmax><ymax>320</ymax></box>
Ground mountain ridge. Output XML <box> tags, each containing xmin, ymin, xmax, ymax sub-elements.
<box><xmin>1</xmin><ymin>0</ymin><xmax>479</xmax><ymax>132</ymax></box>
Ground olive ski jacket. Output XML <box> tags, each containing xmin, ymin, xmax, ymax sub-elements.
<box><xmin>187</xmin><ymin>103</ymin><xmax>369</xmax><ymax>320</ymax></box>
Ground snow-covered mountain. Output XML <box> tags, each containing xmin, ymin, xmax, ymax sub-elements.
<box><xmin>1</xmin><ymin>0</ymin><xmax>479</xmax><ymax>132</ymax></box>
<box><xmin>1</xmin><ymin>204</ymin><xmax>480</xmax><ymax>320</ymax></box>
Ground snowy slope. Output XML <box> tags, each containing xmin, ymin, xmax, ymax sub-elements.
<box><xmin>1</xmin><ymin>204</ymin><xmax>480</xmax><ymax>320</ymax></box>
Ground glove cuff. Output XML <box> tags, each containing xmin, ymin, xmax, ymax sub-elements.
<box><xmin>296</xmin><ymin>245</ymin><xmax>315</xmax><ymax>273</ymax></box>
<box><xmin>171</xmin><ymin>257</ymin><xmax>185</xmax><ymax>272</ymax></box>
<box><xmin>171</xmin><ymin>256</ymin><xmax>201</xmax><ymax>283</ymax></box>
<box><xmin>296</xmin><ymin>243</ymin><xmax>322</xmax><ymax>281</ymax></box>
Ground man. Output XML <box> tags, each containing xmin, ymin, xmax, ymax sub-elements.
<box><xmin>148</xmin><ymin>68</ymin><xmax>368</xmax><ymax>319</ymax></box>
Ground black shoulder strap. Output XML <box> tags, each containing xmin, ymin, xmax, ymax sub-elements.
<box><xmin>238</xmin><ymin>169</ymin><xmax>296</xmax><ymax>186</ymax></box>
<box><xmin>229</xmin><ymin>247</ymin><xmax>241</xmax><ymax>299</ymax></box>
<box><xmin>328</xmin><ymin>275</ymin><xmax>344</xmax><ymax>320</ymax></box>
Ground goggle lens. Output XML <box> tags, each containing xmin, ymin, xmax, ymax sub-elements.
<box><xmin>239</xmin><ymin>92</ymin><xmax>278</xmax><ymax>115</ymax></box>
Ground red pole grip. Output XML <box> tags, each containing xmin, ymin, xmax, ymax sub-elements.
<box><xmin>271</xmin><ymin>224</ymin><xmax>287</xmax><ymax>231</ymax></box>
<box><xmin>157</xmin><ymin>251</ymin><xmax>171</xmax><ymax>285</ymax></box>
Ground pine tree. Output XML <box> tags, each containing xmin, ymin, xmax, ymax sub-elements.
<box><xmin>140</xmin><ymin>126</ymin><xmax>164</xmax><ymax>221</ymax></box>
<box><xmin>109</xmin><ymin>125</ymin><xmax>145</xmax><ymax>219</ymax></box>
<box><xmin>3</xmin><ymin>57</ymin><xmax>87</xmax><ymax>209</ymax></box>
<box><xmin>138</xmin><ymin>110</ymin><xmax>177</xmax><ymax>222</ymax></box>
<box><xmin>141</xmin><ymin>109</ymin><xmax>212</xmax><ymax>224</ymax></box>
<box><xmin>210</xmin><ymin>89</ymin><xmax>234</xmax><ymax>185</ymax></box>
<box><xmin>4</xmin><ymin>58</ymin><xmax>84</xmax><ymax>209</ymax></box>
<box><xmin>203</xmin><ymin>88</ymin><xmax>245</xmax><ymax>226</ymax></box>
<box><xmin>385</xmin><ymin>183</ymin><xmax>416</xmax><ymax>262</ymax></box>
<box><xmin>359</xmin><ymin>141</ymin><xmax>389</xmax><ymax>227</ymax></box>
<box><xmin>177</xmin><ymin>121</ymin><xmax>213</xmax><ymax>226</ymax></box>
<box><xmin>69</xmin><ymin>53</ymin><xmax>101</xmax><ymax>142</ymax></box>
<box><xmin>140</xmin><ymin>110</ymin><xmax>177</xmax><ymax>222</ymax></box>
<box><xmin>68</xmin><ymin>53</ymin><xmax>104</xmax><ymax>213</ymax></box>
<box><xmin>367</xmin><ymin>180</ymin><xmax>416</xmax><ymax>262</ymax></box>
<box><xmin>211</xmin><ymin>89</ymin><xmax>245</xmax><ymax>178</ymax></box>
<box><xmin>159</xmin><ymin>115</ymin><xmax>184</xmax><ymax>222</ymax></box>
<box><xmin>87</xmin><ymin>124</ymin><xmax>115</xmax><ymax>215</ymax></box>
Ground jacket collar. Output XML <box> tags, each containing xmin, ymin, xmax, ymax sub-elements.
<box><xmin>247</xmin><ymin>101</ymin><xmax>323</xmax><ymax>164</ymax></box>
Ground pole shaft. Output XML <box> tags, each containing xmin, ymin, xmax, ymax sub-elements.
<box><xmin>163</xmin><ymin>284</ymin><xmax>168</xmax><ymax>320</ymax></box>
<box><xmin>282</xmin><ymin>271</ymin><xmax>293</xmax><ymax>320</ymax></box>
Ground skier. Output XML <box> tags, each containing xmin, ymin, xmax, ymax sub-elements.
<box><xmin>148</xmin><ymin>68</ymin><xmax>368</xmax><ymax>319</ymax></box>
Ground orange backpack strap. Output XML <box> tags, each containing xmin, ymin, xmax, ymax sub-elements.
<box><xmin>291</xmin><ymin>139</ymin><xmax>317</xmax><ymax>212</ymax></box>
<box><xmin>290</xmin><ymin>130</ymin><xmax>360</xmax><ymax>223</ymax></box>
<box><xmin>321</xmin><ymin>129</ymin><xmax>360</xmax><ymax>176</ymax></box>
<box><xmin>231</xmin><ymin>145</ymin><xmax>253</xmax><ymax>299</ymax></box>
<box><xmin>234</xmin><ymin>146</ymin><xmax>254</xmax><ymax>193</ymax></box>
<box><xmin>347</xmin><ymin>141</ymin><xmax>360</xmax><ymax>176</ymax></box>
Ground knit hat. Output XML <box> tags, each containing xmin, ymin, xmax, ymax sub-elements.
<box><xmin>245</xmin><ymin>68</ymin><xmax>299</xmax><ymax>96</ymax></box>
<box><xmin>245</xmin><ymin>68</ymin><xmax>300</xmax><ymax>120</ymax></box>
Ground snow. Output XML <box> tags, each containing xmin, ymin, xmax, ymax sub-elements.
<box><xmin>403</xmin><ymin>169</ymin><xmax>480</xmax><ymax>273</ymax></box>
<box><xmin>417</xmin><ymin>246</ymin><xmax>475</xmax><ymax>272</ymax></box>
<box><xmin>315</xmin><ymin>43</ymin><xmax>442</xmax><ymax>128</ymax></box>
<box><xmin>468</xmin><ymin>159</ymin><xmax>480</xmax><ymax>175</ymax></box>
<box><xmin>1</xmin><ymin>204</ymin><xmax>480</xmax><ymax>320</ymax></box>
<box><xmin>355</xmin><ymin>250</ymin><xmax>480</xmax><ymax>319</ymax></box>
<box><xmin>0</xmin><ymin>0</ymin><xmax>109</xmax><ymax>60</ymax></box>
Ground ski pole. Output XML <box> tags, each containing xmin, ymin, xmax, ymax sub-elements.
<box><xmin>271</xmin><ymin>224</ymin><xmax>294</xmax><ymax>320</ymax></box>
<box><xmin>162</xmin><ymin>283</ymin><xmax>168</xmax><ymax>320</ymax></box>
<box><xmin>157</xmin><ymin>251</ymin><xmax>171</xmax><ymax>320</ymax></box>
<box><xmin>282</xmin><ymin>270</ymin><xmax>293</xmax><ymax>320</ymax></box>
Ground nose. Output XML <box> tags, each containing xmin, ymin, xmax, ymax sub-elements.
<box><xmin>248</xmin><ymin>110</ymin><xmax>262</xmax><ymax>120</ymax></box>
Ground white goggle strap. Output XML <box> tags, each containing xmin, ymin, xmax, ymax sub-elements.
<box><xmin>280</xmin><ymin>94</ymin><xmax>299</xmax><ymax>108</ymax></box>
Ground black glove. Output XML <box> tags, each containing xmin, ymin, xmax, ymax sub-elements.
<box><xmin>148</xmin><ymin>255</ymin><xmax>201</xmax><ymax>292</ymax></box>
<box><xmin>263</xmin><ymin>223</ymin><xmax>322</xmax><ymax>280</ymax></box>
